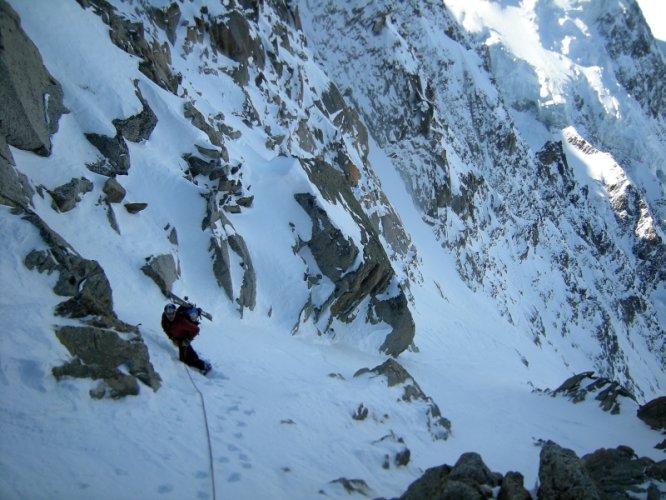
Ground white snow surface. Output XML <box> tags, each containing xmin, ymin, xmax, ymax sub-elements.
<box><xmin>0</xmin><ymin>1</ymin><xmax>664</xmax><ymax>499</ymax></box>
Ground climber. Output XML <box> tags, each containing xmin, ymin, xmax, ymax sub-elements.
<box><xmin>161</xmin><ymin>302</ymin><xmax>211</xmax><ymax>375</ymax></box>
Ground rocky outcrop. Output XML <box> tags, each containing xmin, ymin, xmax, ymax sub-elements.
<box><xmin>582</xmin><ymin>445</ymin><xmax>665</xmax><ymax>500</ymax></box>
<box><xmin>538</xmin><ymin>441</ymin><xmax>601</xmax><ymax>500</ymax></box>
<box><xmin>354</xmin><ymin>359</ymin><xmax>450</xmax><ymax>440</ymax></box>
<box><xmin>203</xmin><ymin>191</ymin><xmax>256</xmax><ymax>313</ymax></box>
<box><xmin>535</xmin><ymin>441</ymin><xmax>666</xmax><ymax>500</ymax></box>
<box><xmin>141</xmin><ymin>254</ymin><xmax>180</xmax><ymax>293</ymax></box>
<box><xmin>112</xmin><ymin>85</ymin><xmax>158</xmax><ymax>143</ymax></box>
<box><xmin>85</xmin><ymin>132</ymin><xmax>130</xmax><ymax>177</ymax></box>
<box><xmin>397</xmin><ymin>441</ymin><xmax>666</xmax><ymax>499</ymax></box>
<box><xmin>295</xmin><ymin>160</ymin><xmax>415</xmax><ymax>356</ymax></box>
<box><xmin>22</xmin><ymin>209</ymin><xmax>160</xmax><ymax>397</ymax></box>
<box><xmin>183</xmin><ymin>101</ymin><xmax>224</xmax><ymax>148</ymax></box>
<box><xmin>53</xmin><ymin>325</ymin><xmax>161</xmax><ymax>399</ymax></box>
<box><xmin>22</xmin><ymin>211</ymin><xmax>116</xmax><ymax>320</ymax></box>
<box><xmin>541</xmin><ymin>371</ymin><xmax>637</xmax><ymax>415</ymax></box>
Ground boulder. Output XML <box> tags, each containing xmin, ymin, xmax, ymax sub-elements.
<box><xmin>448</xmin><ymin>452</ymin><xmax>503</xmax><ymax>487</ymax></box>
<box><xmin>49</xmin><ymin>177</ymin><xmax>93</xmax><ymax>212</ymax></box>
<box><xmin>400</xmin><ymin>452</ymin><xmax>503</xmax><ymax>500</ymax></box>
<box><xmin>102</xmin><ymin>177</ymin><xmax>126</xmax><ymax>203</ymax></box>
<box><xmin>538</xmin><ymin>441</ymin><xmax>600</xmax><ymax>500</ymax></box>
<box><xmin>141</xmin><ymin>254</ymin><xmax>180</xmax><ymax>293</ymax></box>
<box><xmin>0</xmin><ymin>0</ymin><xmax>67</xmax><ymax>156</ymax></box>
<box><xmin>498</xmin><ymin>471</ymin><xmax>531</xmax><ymax>500</ymax></box>
<box><xmin>124</xmin><ymin>202</ymin><xmax>148</xmax><ymax>214</ymax></box>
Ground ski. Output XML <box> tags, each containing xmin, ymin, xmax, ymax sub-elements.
<box><xmin>163</xmin><ymin>290</ymin><xmax>213</xmax><ymax>321</ymax></box>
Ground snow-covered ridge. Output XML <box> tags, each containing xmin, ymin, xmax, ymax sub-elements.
<box><xmin>1</xmin><ymin>0</ymin><xmax>664</xmax><ymax>498</ymax></box>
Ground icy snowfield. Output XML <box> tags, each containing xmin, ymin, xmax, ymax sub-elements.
<box><xmin>1</xmin><ymin>0</ymin><xmax>664</xmax><ymax>499</ymax></box>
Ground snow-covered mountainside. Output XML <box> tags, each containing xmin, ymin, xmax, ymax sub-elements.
<box><xmin>1</xmin><ymin>0</ymin><xmax>664</xmax><ymax>498</ymax></box>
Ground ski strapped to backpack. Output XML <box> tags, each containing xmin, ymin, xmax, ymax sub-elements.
<box><xmin>163</xmin><ymin>290</ymin><xmax>213</xmax><ymax>321</ymax></box>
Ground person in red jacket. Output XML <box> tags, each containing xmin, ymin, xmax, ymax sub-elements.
<box><xmin>161</xmin><ymin>303</ymin><xmax>211</xmax><ymax>374</ymax></box>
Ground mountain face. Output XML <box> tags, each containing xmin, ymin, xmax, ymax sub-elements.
<box><xmin>1</xmin><ymin>0</ymin><xmax>665</xmax><ymax>498</ymax></box>
<box><xmin>298</xmin><ymin>0</ymin><xmax>666</xmax><ymax>399</ymax></box>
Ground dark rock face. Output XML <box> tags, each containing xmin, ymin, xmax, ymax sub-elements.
<box><xmin>183</xmin><ymin>101</ymin><xmax>223</xmax><ymax>147</ymax></box>
<box><xmin>0</xmin><ymin>0</ymin><xmax>67</xmax><ymax>156</ymax></box>
<box><xmin>208</xmin><ymin>10</ymin><xmax>265</xmax><ymax>85</ymax></box>
<box><xmin>294</xmin><ymin>192</ymin><xmax>359</xmax><ymax>282</ymax></box>
<box><xmin>638</xmin><ymin>396</ymin><xmax>666</xmax><ymax>429</ymax></box>
<box><xmin>228</xmin><ymin>233</ymin><xmax>256</xmax><ymax>312</ymax></box>
<box><xmin>124</xmin><ymin>202</ymin><xmax>148</xmax><ymax>214</ymax></box>
<box><xmin>0</xmin><ymin>0</ymin><xmax>66</xmax><ymax>209</ymax></box>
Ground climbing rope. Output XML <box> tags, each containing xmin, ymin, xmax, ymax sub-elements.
<box><xmin>185</xmin><ymin>366</ymin><xmax>217</xmax><ymax>500</ymax></box>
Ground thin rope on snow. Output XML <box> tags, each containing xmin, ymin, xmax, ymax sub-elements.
<box><xmin>186</xmin><ymin>366</ymin><xmax>217</xmax><ymax>500</ymax></box>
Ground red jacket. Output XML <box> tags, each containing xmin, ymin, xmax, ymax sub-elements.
<box><xmin>161</xmin><ymin>312</ymin><xmax>200</xmax><ymax>341</ymax></box>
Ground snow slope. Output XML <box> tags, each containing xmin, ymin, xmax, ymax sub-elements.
<box><xmin>1</xmin><ymin>0</ymin><xmax>664</xmax><ymax>499</ymax></box>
